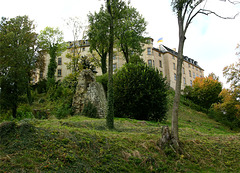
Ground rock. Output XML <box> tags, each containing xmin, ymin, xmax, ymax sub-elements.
<box><xmin>72</xmin><ymin>69</ymin><xmax>107</xmax><ymax>118</ymax></box>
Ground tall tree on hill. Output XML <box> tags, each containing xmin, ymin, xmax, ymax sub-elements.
<box><xmin>115</xmin><ymin>4</ymin><xmax>147</xmax><ymax>63</ymax></box>
<box><xmin>38</xmin><ymin>27</ymin><xmax>66</xmax><ymax>86</ymax></box>
<box><xmin>168</xmin><ymin>0</ymin><xmax>239</xmax><ymax>150</ymax></box>
<box><xmin>106</xmin><ymin>0</ymin><xmax>115</xmax><ymax>129</ymax></box>
<box><xmin>87</xmin><ymin>1</ymin><xmax>147</xmax><ymax>74</ymax></box>
<box><xmin>0</xmin><ymin>16</ymin><xmax>40</xmax><ymax>117</ymax></box>
<box><xmin>88</xmin><ymin>7</ymin><xmax>110</xmax><ymax>74</ymax></box>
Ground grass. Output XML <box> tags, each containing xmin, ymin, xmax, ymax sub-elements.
<box><xmin>0</xmin><ymin>96</ymin><xmax>240</xmax><ymax>172</ymax></box>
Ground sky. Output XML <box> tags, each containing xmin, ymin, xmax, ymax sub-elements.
<box><xmin>1</xmin><ymin>0</ymin><xmax>240</xmax><ymax>88</ymax></box>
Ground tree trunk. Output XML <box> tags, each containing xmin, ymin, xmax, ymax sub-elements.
<box><xmin>101</xmin><ymin>51</ymin><xmax>107</xmax><ymax>74</ymax></box>
<box><xmin>171</xmin><ymin>13</ymin><xmax>185</xmax><ymax>148</ymax></box>
<box><xmin>106</xmin><ymin>0</ymin><xmax>114</xmax><ymax>129</ymax></box>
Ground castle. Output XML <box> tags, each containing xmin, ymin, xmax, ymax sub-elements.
<box><xmin>35</xmin><ymin>38</ymin><xmax>204</xmax><ymax>90</ymax></box>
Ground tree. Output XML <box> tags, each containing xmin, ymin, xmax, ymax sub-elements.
<box><xmin>223</xmin><ymin>58</ymin><xmax>240</xmax><ymax>89</ymax></box>
<box><xmin>38</xmin><ymin>27</ymin><xmax>66</xmax><ymax>83</ymax></box>
<box><xmin>211</xmin><ymin>88</ymin><xmax>240</xmax><ymax>129</ymax></box>
<box><xmin>192</xmin><ymin>75</ymin><xmax>222</xmax><ymax>110</ymax></box>
<box><xmin>115</xmin><ymin>4</ymin><xmax>147</xmax><ymax>63</ymax></box>
<box><xmin>87</xmin><ymin>7</ymin><xmax>110</xmax><ymax>74</ymax></box>
<box><xmin>65</xmin><ymin>17</ymin><xmax>85</xmax><ymax>75</ymax></box>
<box><xmin>169</xmin><ymin>0</ymin><xmax>239</xmax><ymax>149</ymax></box>
<box><xmin>106</xmin><ymin>0</ymin><xmax>115</xmax><ymax>129</ymax></box>
<box><xmin>87</xmin><ymin>1</ymin><xmax>147</xmax><ymax>73</ymax></box>
<box><xmin>0</xmin><ymin>16</ymin><xmax>39</xmax><ymax>117</ymax></box>
<box><xmin>114</xmin><ymin>63</ymin><xmax>168</xmax><ymax>122</ymax></box>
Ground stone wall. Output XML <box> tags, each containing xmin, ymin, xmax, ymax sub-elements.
<box><xmin>72</xmin><ymin>69</ymin><xmax>107</xmax><ymax>118</ymax></box>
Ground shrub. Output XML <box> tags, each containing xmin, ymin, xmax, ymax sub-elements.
<box><xmin>16</xmin><ymin>104</ymin><xmax>34</xmax><ymax>120</ymax></box>
<box><xmin>96</xmin><ymin>73</ymin><xmax>108</xmax><ymax>96</ymax></box>
<box><xmin>113</xmin><ymin>63</ymin><xmax>168</xmax><ymax>122</ymax></box>
<box><xmin>54</xmin><ymin>103</ymin><xmax>71</xmax><ymax>119</ymax></box>
<box><xmin>36</xmin><ymin>79</ymin><xmax>47</xmax><ymax>94</ymax></box>
<box><xmin>81</xmin><ymin>101</ymin><xmax>98</xmax><ymax>118</ymax></box>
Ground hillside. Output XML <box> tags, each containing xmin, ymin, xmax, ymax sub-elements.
<box><xmin>0</xmin><ymin>101</ymin><xmax>240</xmax><ymax>172</ymax></box>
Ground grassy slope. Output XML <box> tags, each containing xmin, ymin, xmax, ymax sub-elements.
<box><xmin>0</xmin><ymin>100</ymin><xmax>240</xmax><ymax>172</ymax></box>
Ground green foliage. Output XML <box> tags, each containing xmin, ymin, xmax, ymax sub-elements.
<box><xmin>209</xmin><ymin>89</ymin><xmax>240</xmax><ymax>130</ymax></box>
<box><xmin>115</xmin><ymin>4</ymin><xmax>147</xmax><ymax>63</ymax></box>
<box><xmin>54</xmin><ymin>103</ymin><xmax>71</xmax><ymax>119</ymax></box>
<box><xmin>183</xmin><ymin>76</ymin><xmax>222</xmax><ymax>110</ymax></box>
<box><xmin>38</xmin><ymin>27</ymin><xmax>66</xmax><ymax>82</ymax></box>
<box><xmin>87</xmin><ymin>6</ymin><xmax>109</xmax><ymax>74</ymax></box>
<box><xmin>16</xmin><ymin>104</ymin><xmax>34</xmax><ymax>120</ymax></box>
<box><xmin>96</xmin><ymin>73</ymin><xmax>109</xmax><ymax>96</ymax></box>
<box><xmin>1</xmin><ymin>110</ymin><xmax>240</xmax><ymax>172</ymax></box>
<box><xmin>35</xmin><ymin>79</ymin><xmax>47</xmax><ymax>94</ymax></box>
<box><xmin>113</xmin><ymin>63</ymin><xmax>168</xmax><ymax>122</ymax></box>
<box><xmin>0</xmin><ymin>16</ymin><xmax>39</xmax><ymax>117</ymax></box>
<box><xmin>81</xmin><ymin>101</ymin><xmax>98</xmax><ymax>118</ymax></box>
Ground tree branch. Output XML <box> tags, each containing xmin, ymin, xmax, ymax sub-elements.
<box><xmin>199</xmin><ymin>9</ymin><xmax>240</xmax><ymax>19</ymax></box>
<box><xmin>221</xmin><ymin>0</ymin><xmax>240</xmax><ymax>5</ymax></box>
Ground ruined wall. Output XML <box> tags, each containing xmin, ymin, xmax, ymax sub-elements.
<box><xmin>72</xmin><ymin>69</ymin><xmax>107</xmax><ymax>118</ymax></box>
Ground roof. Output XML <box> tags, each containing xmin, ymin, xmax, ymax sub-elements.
<box><xmin>154</xmin><ymin>45</ymin><xmax>204</xmax><ymax>71</ymax></box>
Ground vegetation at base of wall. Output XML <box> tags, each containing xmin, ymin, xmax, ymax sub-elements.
<box><xmin>96</xmin><ymin>73</ymin><xmax>109</xmax><ymax>96</ymax></box>
<box><xmin>81</xmin><ymin>101</ymin><xmax>98</xmax><ymax>118</ymax></box>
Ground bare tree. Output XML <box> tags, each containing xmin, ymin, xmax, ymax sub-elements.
<box><xmin>163</xmin><ymin>0</ymin><xmax>239</xmax><ymax>151</ymax></box>
<box><xmin>65</xmin><ymin>17</ymin><xmax>86</xmax><ymax>73</ymax></box>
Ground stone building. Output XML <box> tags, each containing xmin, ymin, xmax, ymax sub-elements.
<box><xmin>38</xmin><ymin>38</ymin><xmax>204</xmax><ymax>90</ymax></box>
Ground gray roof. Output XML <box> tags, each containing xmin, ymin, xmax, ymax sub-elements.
<box><xmin>154</xmin><ymin>45</ymin><xmax>204</xmax><ymax>71</ymax></box>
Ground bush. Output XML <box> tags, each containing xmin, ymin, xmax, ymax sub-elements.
<box><xmin>113</xmin><ymin>63</ymin><xmax>168</xmax><ymax>122</ymax></box>
<box><xmin>81</xmin><ymin>101</ymin><xmax>98</xmax><ymax>118</ymax></box>
<box><xmin>54</xmin><ymin>103</ymin><xmax>71</xmax><ymax>119</ymax></box>
<box><xmin>209</xmin><ymin>104</ymin><xmax>240</xmax><ymax>130</ymax></box>
<box><xmin>16</xmin><ymin>104</ymin><xmax>34</xmax><ymax>120</ymax></box>
<box><xmin>96</xmin><ymin>73</ymin><xmax>108</xmax><ymax>97</ymax></box>
<box><xmin>35</xmin><ymin>79</ymin><xmax>47</xmax><ymax>94</ymax></box>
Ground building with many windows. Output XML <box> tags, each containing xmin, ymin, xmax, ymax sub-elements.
<box><xmin>38</xmin><ymin>38</ymin><xmax>204</xmax><ymax>90</ymax></box>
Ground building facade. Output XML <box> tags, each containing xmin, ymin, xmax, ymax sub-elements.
<box><xmin>39</xmin><ymin>38</ymin><xmax>204</xmax><ymax>90</ymax></box>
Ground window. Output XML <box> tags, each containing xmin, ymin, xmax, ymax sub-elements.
<box><xmin>58</xmin><ymin>57</ymin><xmax>62</xmax><ymax>65</ymax></box>
<box><xmin>196</xmin><ymin>68</ymin><xmax>198</xmax><ymax>71</ymax></box>
<box><xmin>57</xmin><ymin>69</ymin><xmax>62</xmax><ymax>77</ymax></box>
<box><xmin>174</xmin><ymin>73</ymin><xmax>176</xmax><ymax>80</ymax></box>
<box><xmin>173</xmin><ymin>63</ymin><xmax>176</xmax><ymax>70</ymax></box>
<box><xmin>159</xmin><ymin>52</ymin><xmax>161</xmax><ymax>56</ymax></box>
<box><xmin>172</xmin><ymin>56</ymin><xmax>175</xmax><ymax>60</ymax></box>
<box><xmin>148</xmin><ymin>60</ymin><xmax>152</xmax><ymax>67</ymax></box>
<box><xmin>188</xmin><ymin>64</ymin><xmax>190</xmax><ymax>68</ymax></box>
<box><xmin>147</xmin><ymin>48</ymin><xmax>151</xmax><ymax>55</ymax></box>
<box><xmin>183</xmin><ymin>67</ymin><xmax>185</xmax><ymax>74</ymax></box>
<box><xmin>192</xmin><ymin>65</ymin><xmax>194</xmax><ymax>69</ymax></box>
<box><xmin>189</xmin><ymin>70</ymin><xmax>191</xmax><ymax>77</ymax></box>
<box><xmin>183</xmin><ymin>77</ymin><xmax>186</xmax><ymax>84</ymax></box>
<box><xmin>113</xmin><ymin>55</ymin><xmax>116</xmax><ymax>60</ymax></box>
<box><xmin>190</xmin><ymin>80</ymin><xmax>192</xmax><ymax>86</ymax></box>
<box><xmin>83</xmin><ymin>47</ymin><xmax>85</xmax><ymax>51</ymax></box>
<box><xmin>197</xmin><ymin>73</ymin><xmax>199</xmax><ymax>77</ymax></box>
<box><xmin>113</xmin><ymin>64</ymin><xmax>117</xmax><ymax>72</ymax></box>
<box><xmin>159</xmin><ymin>60</ymin><xmax>162</xmax><ymax>68</ymax></box>
<box><xmin>193</xmin><ymin>72</ymin><xmax>195</xmax><ymax>78</ymax></box>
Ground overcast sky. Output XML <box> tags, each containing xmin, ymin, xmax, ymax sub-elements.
<box><xmin>1</xmin><ymin>0</ymin><xmax>240</xmax><ymax>88</ymax></box>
